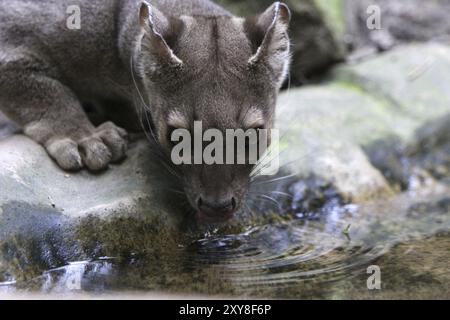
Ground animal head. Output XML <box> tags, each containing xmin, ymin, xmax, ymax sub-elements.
<box><xmin>135</xmin><ymin>1</ymin><xmax>291</xmax><ymax>223</ymax></box>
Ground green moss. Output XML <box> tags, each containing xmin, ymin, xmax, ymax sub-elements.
<box><xmin>74</xmin><ymin>214</ymin><xmax>186</xmax><ymax>260</ymax></box>
<box><xmin>314</xmin><ymin>0</ymin><xmax>346</xmax><ymax>38</ymax></box>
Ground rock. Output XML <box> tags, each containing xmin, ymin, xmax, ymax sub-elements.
<box><xmin>215</xmin><ymin>0</ymin><xmax>343</xmax><ymax>84</ymax></box>
<box><xmin>275</xmin><ymin>43</ymin><xmax>450</xmax><ymax>201</ymax></box>
<box><xmin>0</xmin><ymin>135</ymin><xmax>183</xmax><ymax>219</ymax></box>
<box><xmin>363</xmin><ymin>115</ymin><xmax>450</xmax><ymax>191</ymax></box>
<box><xmin>409</xmin><ymin>115</ymin><xmax>450</xmax><ymax>182</ymax></box>
<box><xmin>334</xmin><ymin>44</ymin><xmax>450</xmax><ymax>122</ymax></box>
<box><xmin>3</xmin><ymin>183</ymin><xmax>448</xmax><ymax>298</ymax></box>
<box><xmin>340</xmin><ymin>43</ymin><xmax>450</xmax><ymax>188</ymax></box>
<box><xmin>329</xmin><ymin>233</ymin><xmax>450</xmax><ymax>299</ymax></box>
<box><xmin>344</xmin><ymin>0</ymin><xmax>450</xmax><ymax>53</ymax></box>
<box><xmin>0</xmin><ymin>135</ymin><xmax>187</xmax><ymax>281</ymax></box>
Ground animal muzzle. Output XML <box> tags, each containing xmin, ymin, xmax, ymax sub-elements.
<box><xmin>195</xmin><ymin>196</ymin><xmax>237</xmax><ymax>223</ymax></box>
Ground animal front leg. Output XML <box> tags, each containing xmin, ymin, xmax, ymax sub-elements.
<box><xmin>0</xmin><ymin>66</ymin><xmax>128</xmax><ymax>171</ymax></box>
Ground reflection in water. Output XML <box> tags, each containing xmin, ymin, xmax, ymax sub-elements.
<box><xmin>2</xmin><ymin>186</ymin><xmax>450</xmax><ymax>298</ymax></box>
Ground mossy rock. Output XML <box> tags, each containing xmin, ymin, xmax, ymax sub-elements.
<box><xmin>276</xmin><ymin>43</ymin><xmax>450</xmax><ymax>200</ymax></box>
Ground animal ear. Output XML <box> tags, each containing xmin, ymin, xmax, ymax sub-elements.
<box><xmin>246</xmin><ymin>2</ymin><xmax>291</xmax><ymax>88</ymax></box>
<box><xmin>139</xmin><ymin>1</ymin><xmax>183</xmax><ymax>67</ymax></box>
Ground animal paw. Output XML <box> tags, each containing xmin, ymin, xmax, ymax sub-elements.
<box><xmin>45</xmin><ymin>122</ymin><xmax>128</xmax><ymax>171</ymax></box>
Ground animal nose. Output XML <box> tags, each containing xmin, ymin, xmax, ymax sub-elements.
<box><xmin>197</xmin><ymin>197</ymin><xmax>237</xmax><ymax>217</ymax></box>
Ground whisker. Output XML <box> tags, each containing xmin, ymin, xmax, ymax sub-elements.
<box><xmin>270</xmin><ymin>191</ymin><xmax>293</xmax><ymax>198</ymax></box>
<box><xmin>251</xmin><ymin>173</ymin><xmax>298</xmax><ymax>186</ymax></box>
<box><xmin>256</xmin><ymin>194</ymin><xmax>281</xmax><ymax>208</ymax></box>
<box><xmin>245</xmin><ymin>199</ymin><xmax>261</xmax><ymax>216</ymax></box>
<box><xmin>130</xmin><ymin>56</ymin><xmax>159</xmax><ymax>143</ymax></box>
<box><xmin>166</xmin><ymin>188</ymin><xmax>185</xmax><ymax>195</ymax></box>
<box><xmin>244</xmin><ymin>202</ymin><xmax>256</xmax><ymax>220</ymax></box>
<box><xmin>250</xmin><ymin>147</ymin><xmax>286</xmax><ymax>178</ymax></box>
<box><xmin>250</xmin><ymin>144</ymin><xmax>320</xmax><ymax>182</ymax></box>
<box><xmin>250</xmin><ymin>120</ymin><xmax>304</xmax><ymax>178</ymax></box>
<box><xmin>130</xmin><ymin>57</ymin><xmax>185</xmax><ymax>182</ymax></box>
<box><xmin>249</xmin><ymin>191</ymin><xmax>293</xmax><ymax>199</ymax></box>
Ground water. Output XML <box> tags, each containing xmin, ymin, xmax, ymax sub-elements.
<box><xmin>2</xmin><ymin>183</ymin><xmax>449</xmax><ymax>299</ymax></box>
